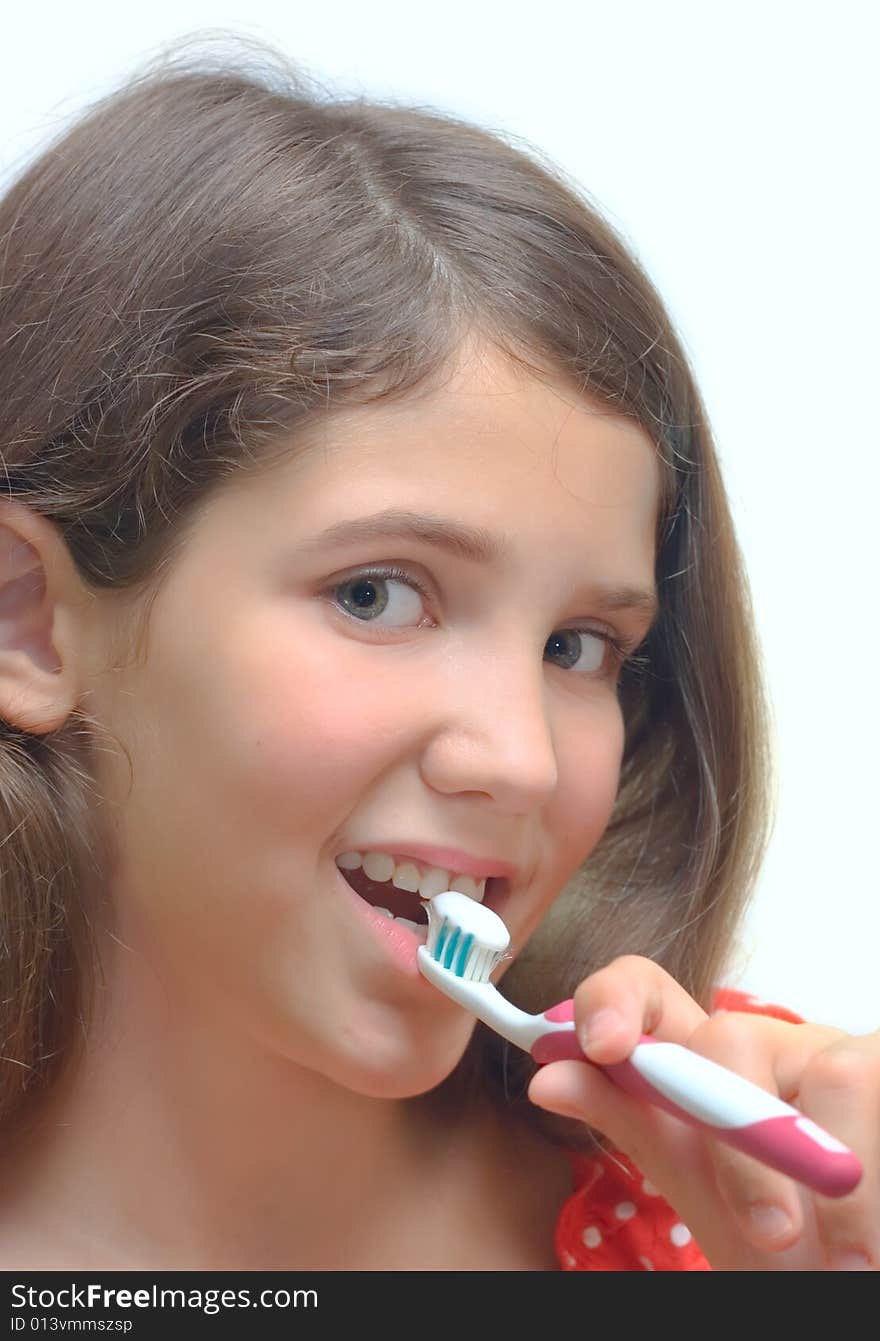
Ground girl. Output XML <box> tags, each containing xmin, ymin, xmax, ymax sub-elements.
<box><xmin>0</xmin><ymin>38</ymin><xmax>876</xmax><ymax>1272</ymax></box>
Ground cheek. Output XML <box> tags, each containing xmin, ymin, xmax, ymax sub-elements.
<box><xmin>554</xmin><ymin>700</ymin><xmax>625</xmax><ymax>865</ymax></box>
<box><xmin>239</xmin><ymin>636</ymin><xmax>422</xmax><ymax>812</ymax></box>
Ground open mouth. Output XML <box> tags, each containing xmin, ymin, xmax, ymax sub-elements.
<box><xmin>339</xmin><ymin>864</ymin><xmax>431</xmax><ymax>924</ymax></box>
<box><xmin>337</xmin><ymin>860</ymin><xmax>507</xmax><ymax>930</ymax></box>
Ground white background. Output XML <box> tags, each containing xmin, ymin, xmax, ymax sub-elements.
<box><xmin>2</xmin><ymin>3</ymin><xmax>876</xmax><ymax>1032</ymax></box>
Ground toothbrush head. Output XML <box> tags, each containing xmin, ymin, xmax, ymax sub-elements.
<box><xmin>419</xmin><ymin>889</ymin><xmax>510</xmax><ymax>982</ymax></box>
<box><xmin>417</xmin><ymin>890</ymin><xmax>549</xmax><ymax>1052</ymax></box>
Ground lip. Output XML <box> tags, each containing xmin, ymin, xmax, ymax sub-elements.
<box><xmin>344</xmin><ymin>842</ymin><xmax>517</xmax><ymax>882</ymax></box>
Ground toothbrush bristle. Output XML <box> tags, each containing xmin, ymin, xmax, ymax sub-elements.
<box><xmin>422</xmin><ymin>890</ymin><xmax>510</xmax><ymax>982</ymax></box>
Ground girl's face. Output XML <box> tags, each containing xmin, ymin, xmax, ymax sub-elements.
<box><xmin>88</xmin><ymin>345</ymin><xmax>660</xmax><ymax>1098</ymax></box>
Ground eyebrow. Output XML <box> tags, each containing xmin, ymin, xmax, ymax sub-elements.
<box><xmin>302</xmin><ymin>508</ymin><xmax>659</xmax><ymax>621</ymax></box>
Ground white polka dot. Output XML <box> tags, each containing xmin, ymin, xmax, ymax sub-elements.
<box><xmin>641</xmin><ymin>1179</ymin><xmax>660</xmax><ymax>1196</ymax></box>
<box><xmin>582</xmin><ymin>1226</ymin><xmax>602</xmax><ymax>1248</ymax></box>
<box><xmin>615</xmin><ymin>1201</ymin><xmax>637</xmax><ymax>1220</ymax></box>
<box><xmin>670</xmin><ymin>1223</ymin><xmax>692</xmax><ymax>1247</ymax></box>
<box><xmin>562</xmin><ymin>1251</ymin><xmax>576</xmax><ymax>1268</ymax></box>
<box><xmin>639</xmin><ymin>1256</ymin><xmax>655</xmax><ymax>1271</ymax></box>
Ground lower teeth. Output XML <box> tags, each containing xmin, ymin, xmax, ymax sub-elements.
<box><xmin>373</xmin><ymin>907</ymin><xmax>426</xmax><ymax>935</ymax></box>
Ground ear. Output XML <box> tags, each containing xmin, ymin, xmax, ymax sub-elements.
<box><xmin>0</xmin><ymin>500</ymin><xmax>93</xmax><ymax>735</ymax></box>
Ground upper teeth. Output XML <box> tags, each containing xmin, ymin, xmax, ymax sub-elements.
<box><xmin>335</xmin><ymin>851</ymin><xmax>486</xmax><ymax>902</ymax></box>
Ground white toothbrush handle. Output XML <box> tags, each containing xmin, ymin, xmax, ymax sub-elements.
<box><xmin>532</xmin><ymin>1013</ymin><xmax>862</xmax><ymax>1198</ymax></box>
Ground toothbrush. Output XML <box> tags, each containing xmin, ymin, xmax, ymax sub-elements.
<box><xmin>417</xmin><ymin>891</ymin><xmax>863</xmax><ymax>1198</ymax></box>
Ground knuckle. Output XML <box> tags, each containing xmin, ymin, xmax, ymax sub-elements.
<box><xmin>571</xmin><ymin>975</ymin><xmax>603</xmax><ymax>1013</ymax></box>
<box><xmin>805</xmin><ymin>1047</ymin><xmax>872</xmax><ymax>1096</ymax></box>
<box><xmin>573</xmin><ymin>954</ymin><xmax>648</xmax><ymax>999</ymax></box>
<box><xmin>696</xmin><ymin>1010</ymin><xmax>755</xmax><ymax>1055</ymax></box>
<box><xmin>613</xmin><ymin>953</ymin><xmax>654</xmax><ymax>974</ymax></box>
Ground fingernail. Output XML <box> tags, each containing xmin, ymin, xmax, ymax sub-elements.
<box><xmin>830</xmin><ymin>1250</ymin><xmax>873</xmax><ymax>1271</ymax></box>
<box><xmin>748</xmin><ymin>1203</ymin><xmax>793</xmax><ymax>1240</ymax></box>
<box><xmin>581</xmin><ymin>1008</ymin><xmax>623</xmax><ymax>1054</ymax></box>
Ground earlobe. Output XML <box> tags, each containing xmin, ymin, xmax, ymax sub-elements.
<box><xmin>0</xmin><ymin>503</ymin><xmax>87</xmax><ymax>736</ymax></box>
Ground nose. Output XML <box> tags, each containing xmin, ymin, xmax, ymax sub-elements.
<box><xmin>418</xmin><ymin>641</ymin><xmax>559</xmax><ymax>814</ymax></box>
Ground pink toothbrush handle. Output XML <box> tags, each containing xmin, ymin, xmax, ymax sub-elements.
<box><xmin>532</xmin><ymin>1000</ymin><xmax>862</xmax><ymax>1198</ymax></box>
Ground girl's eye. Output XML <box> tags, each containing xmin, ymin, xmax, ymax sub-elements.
<box><xmin>329</xmin><ymin>565</ymin><xmax>631</xmax><ymax>678</ymax></box>
<box><xmin>331</xmin><ymin>567</ymin><xmax>427</xmax><ymax>627</ymax></box>
<box><xmin>544</xmin><ymin>628</ymin><xmax>621</xmax><ymax>676</ymax></box>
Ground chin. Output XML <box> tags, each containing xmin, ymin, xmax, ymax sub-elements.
<box><xmin>325</xmin><ymin>1024</ymin><xmax>473</xmax><ymax>1101</ymax></box>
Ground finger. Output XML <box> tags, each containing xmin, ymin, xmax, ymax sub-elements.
<box><xmin>795</xmin><ymin>1031</ymin><xmax>880</xmax><ymax>1270</ymax></box>
<box><xmin>573</xmin><ymin>955</ymin><xmax>710</xmax><ymax>1065</ymax></box>
<box><xmin>685</xmin><ymin>1012</ymin><xmax>806</xmax><ymax>1251</ymax></box>
<box><xmin>528</xmin><ymin>1056</ymin><xmax>708</xmax><ymax>1201</ymax></box>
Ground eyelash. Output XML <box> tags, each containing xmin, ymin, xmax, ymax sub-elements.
<box><xmin>326</xmin><ymin>563</ymin><xmax>641</xmax><ymax>675</ymax></box>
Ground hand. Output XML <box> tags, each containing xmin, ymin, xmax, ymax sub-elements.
<box><xmin>527</xmin><ymin>956</ymin><xmax>879</xmax><ymax>1270</ymax></box>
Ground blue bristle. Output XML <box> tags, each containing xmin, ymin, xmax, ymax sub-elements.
<box><xmin>442</xmin><ymin>926</ymin><xmax>461</xmax><ymax>971</ymax></box>
<box><xmin>435</xmin><ymin>919</ymin><xmax>449</xmax><ymax>959</ymax></box>
<box><xmin>452</xmin><ymin>932</ymin><xmax>473</xmax><ymax>977</ymax></box>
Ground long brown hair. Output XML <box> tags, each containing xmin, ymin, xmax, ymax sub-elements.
<box><xmin>0</xmin><ymin>34</ymin><xmax>771</xmax><ymax>1151</ymax></box>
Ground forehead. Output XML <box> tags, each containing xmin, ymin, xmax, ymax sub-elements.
<box><xmin>269</xmin><ymin>345</ymin><xmax>661</xmax><ymax>524</ymax></box>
